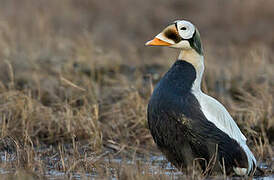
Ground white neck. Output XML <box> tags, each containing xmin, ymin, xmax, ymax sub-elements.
<box><xmin>178</xmin><ymin>49</ymin><xmax>204</xmax><ymax>92</ymax></box>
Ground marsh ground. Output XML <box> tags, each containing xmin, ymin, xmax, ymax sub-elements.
<box><xmin>0</xmin><ymin>0</ymin><xmax>273</xmax><ymax>179</ymax></box>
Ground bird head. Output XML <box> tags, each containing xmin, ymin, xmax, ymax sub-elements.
<box><xmin>145</xmin><ymin>20</ymin><xmax>203</xmax><ymax>55</ymax></box>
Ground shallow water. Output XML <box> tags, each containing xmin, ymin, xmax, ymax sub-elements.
<box><xmin>0</xmin><ymin>151</ymin><xmax>273</xmax><ymax>179</ymax></box>
<box><xmin>49</xmin><ymin>154</ymin><xmax>273</xmax><ymax>179</ymax></box>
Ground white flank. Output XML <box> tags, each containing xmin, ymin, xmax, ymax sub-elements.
<box><xmin>233</xmin><ymin>167</ymin><xmax>248</xmax><ymax>176</ymax></box>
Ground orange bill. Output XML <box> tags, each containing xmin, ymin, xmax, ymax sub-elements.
<box><xmin>145</xmin><ymin>38</ymin><xmax>172</xmax><ymax>46</ymax></box>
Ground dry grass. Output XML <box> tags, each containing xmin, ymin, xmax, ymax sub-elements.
<box><xmin>0</xmin><ymin>0</ymin><xmax>273</xmax><ymax>179</ymax></box>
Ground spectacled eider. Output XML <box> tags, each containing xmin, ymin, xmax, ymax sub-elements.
<box><xmin>145</xmin><ymin>20</ymin><xmax>256</xmax><ymax>176</ymax></box>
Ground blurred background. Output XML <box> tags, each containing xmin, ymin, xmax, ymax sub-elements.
<box><xmin>1</xmin><ymin>0</ymin><xmax>274</xmax><ymax>62</ymax></box>
<box><xmin>0</xmin><ymin>0</ymin><xmax>273</xmax><ymax>178</ymax></box>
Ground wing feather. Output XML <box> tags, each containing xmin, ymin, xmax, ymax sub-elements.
<box><xmin>195</xmin><ymin>92</ymin><xmax>256</xmax><ymax>174</ymax></box>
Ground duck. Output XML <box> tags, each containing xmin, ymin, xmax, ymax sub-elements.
<box><xmin>145</xmin><ymin>20</ymin><xmax>256</xmax><ymax>176</ymax></box>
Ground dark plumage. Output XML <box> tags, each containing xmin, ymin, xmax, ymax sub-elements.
<box><xmin>147</xmin><ymin>60</ymin><xmax>248</xmax><ymax>174</ymax></box>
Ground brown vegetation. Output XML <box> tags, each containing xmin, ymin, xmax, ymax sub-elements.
<box><xmin>0</xmin><ymin>0</ymin><xmax>273</xmax><ymax>179</ymax></box>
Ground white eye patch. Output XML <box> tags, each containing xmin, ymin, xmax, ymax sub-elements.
<box><xmin>176</xmin><ymin>20</ymin><xmax>195</xmax><ymax>39</ymax></box>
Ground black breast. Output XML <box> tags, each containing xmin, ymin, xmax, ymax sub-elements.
<box><xmin>147</xmin><ymin>60</ymin><xmax>248</xmax><ymax>174</ymax></box>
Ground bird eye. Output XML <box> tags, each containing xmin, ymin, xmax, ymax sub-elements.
<box><xmin>180</xmin><ymin>27</ymin><xmax>187</xmax><ymax>30</ymax></box>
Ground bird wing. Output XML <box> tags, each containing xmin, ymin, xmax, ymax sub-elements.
<box><xmin>198</xmin><ymin>93</ymin><xmax>247</xmax><ymax>143</ymax></box>
<box><xmin>196</xmin><ymin>93</ymin><xmax>256</xmax><ymax>173</ymax></box>
<box><xmin>161</xmin><ymin>92</ymin><xmax>253</xmax><ymax>175</ymax></box>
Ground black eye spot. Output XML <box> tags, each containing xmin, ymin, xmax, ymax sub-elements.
<box><xmin>180</xmin><ymin>27</ymin><xmax>187</xmax><ymax>30</ymax></box>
